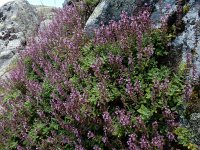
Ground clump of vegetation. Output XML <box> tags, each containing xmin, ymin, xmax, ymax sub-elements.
<box><xmin>0</xmin><ymin>3</ymin><xmax>197</xmax><ymax>150</ymax></box>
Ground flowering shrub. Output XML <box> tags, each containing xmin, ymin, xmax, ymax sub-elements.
<box><xmin>0</xmin><ymin>4</ymin><xmax>197</xmax><ymax>150</ymax></box>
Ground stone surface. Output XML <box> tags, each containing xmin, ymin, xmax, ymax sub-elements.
<box><xmin>0</xmin><ymin>0</ymin><xmax>39</xmax><ymax>37</ymax></box>
<box><xmin>151</xmin><ymin>0</ymin><xmax>177</xmax><ymax>28</ymax></box>
<box><xmin>34</xmin><ymin>5</ymin><xmax>55</xmax><ymax>20</ymax></box>
<box><xmin>38</xmin><ymin>19</ymin><xmax>52</xmax><ymax>31</ymax></box>
<box><xmin>172</xmin><ymin>1</ymin><xmax>200</xmax><ymax>78</ymax></box>
<box><xmin>0</xmin><ymin>0</ymin><xmax>39</xmax><ymax>77</ymax></box>
<box><xmin>85</xmin><ymin>0</ymin><xmax>138</xmax><ymax>34</ymax></box>
<box><xmin>189</xmin><ymin>113</ymin><xmax>200</xmax><ymax>146</ymax></box>
<box><xmin>63</xmin><ymin>0</ymin><xmax>72</xmax><ymax>7</ymax></box>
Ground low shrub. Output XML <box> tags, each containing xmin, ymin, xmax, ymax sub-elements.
<box><xmin>0</xmin><ymin>4</ymin><xmax>197</xmax><ymax>150</ymax></box>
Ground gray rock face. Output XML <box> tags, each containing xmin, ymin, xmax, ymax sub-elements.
<box><xmin>151</xmin><ymin>0</ymin><xmax>176</xmax><ymax>28</ymax></box>
<box><xmin>0</xmin><ymin>0</ymin><xmax>39</xmax><ymax>77</ymax></box>
<box><xmin>85</xmin><ymin>0</ymin><xmax>139</xmax><ymax>35</ymax></box>
<box><xmin>63</xmin><ymin>0</ymin><xmax>83</xmax><ymax>7</ymax></box>
<box><xmin>0</xmin><ymin>0</ymin><xmax>39</xmax><ymax>37</ymax></box>
<box><xmin>63</xmin><ymin>0</ymin><xmax>72</xmax><ymax>7</ymax></box>
<box><xmin>38</xmin><ymin>19</ymin><xmax>52</xmax><ymax>31</ymax></box>
<box><xmin>172</xmin><ymin>1</ymin><xmax>200</xmax><ymax>78</ymax></box>
<box><xmin>34</xmin><ymin>5</ymin><xmax>55</xmax><ymax>20</ymax></box>
<box><xmin>189</xmin><ymin>113</ymin><xmax>200</xmax><ymax>146</ymax></box>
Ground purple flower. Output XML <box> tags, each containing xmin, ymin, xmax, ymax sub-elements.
<box><xmin>166</xmin><ymin>3</ymin><xmax>171</xmax><ymax>10</ymax></box>
<box><xmin>184</xmin><ymin>81</ymin><xmax>193</xmax><ymax>101</ymax></box>
<box><xmin>87</xmin><ymin>131</ymin><xmax>95</xmax><ymax>139</ymax></box>
<box><xmin>127</xmin><ymin>133</ymin><xmax>137</xmax><ymax>148</ymax></box>
<box><xmin>115</xmin><ymin>109</ymin><xmax>131</xmax><ymax>126</ymax></box>
<box><xmin>186</xmin><ymin>51</ymin><xmax>192</xmax><ymax>67</ymax></box>
<box><xmin>75</xmin><ymin>144</ymin><xmax>85</xmax><ymax>150</ymax></box>
<box><xmin>126</xmin><ymin>81</ymin><xmax>134</xmax><ymax>96</ymax></box>
<box><xmin>102</xmin><ymin>111</ymin><xmax>112</xmax><ymax>123</ymax></box>
<box><xmin>118</xmin><ymin>76</ymin><xmax>124</xmax><ymax>85</ymax></box>
<box><xmin>17</xmin><ymin>145</ymin><xmax>24</xmax><ymax>150</ymax></box>
<box><xmin>91</xmin><ymin>57</ymin><xmax>103</xmax><ymax>77</ymax></box>
<box><xmin>151</xmin><ymin>135</ymin><xmax>164</xmax><ymax>149</ymax></box>
<box><xmin>167</xmin><ymin>132</ymin><xmax>175</xmax><ymax>141</ymax></box>
<box><xmin>102</xmin><ymin>136</ymin><xmax>107</xmax><ymax>143</ymax></box>
<box><xmin>139</xmin><ymin>135</ymin><xmax>150</xmax><ymax>149</ymax></box>
<box><xmin>93</xmin><ymin>145</ymin><xmax>101</xmax><ymax>150</ymax></box>
<box><xmin>161</xmin><ymin>78</ymin><xmax>170</xmax><ymax>92</ymax></box>
<box><xmin>162</xmin><ymin>107</ymin><xmax>172</xmax><ymax>118</ymax></box>
<box><xmin>192</xmin><ymin>64</ymin><xmax>198</xmax><ymax>81</ymax></box>
<box><xmin>134</xmin><ymin>80</ymin><xmax>143</xmax><ymax>96</ymax></box>
<box><xmin>143</xmin><ymin>45</ymin><xmax>154</xmax><ymax>58</ymax></box>
<box><xmin>167</xmin><ymin>119</ymin><xmax>177</xmax><ymax>128</ymax></box>
<box><xmin>152</xmin><ymin>121</ymin><xmax>158</xmax><ymax>130</ymax></box>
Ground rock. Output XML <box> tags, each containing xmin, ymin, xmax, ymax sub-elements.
<box><xmin>34</xmin><ymin>5</ymin><xmax>55</xmax><ymax>20</ymax></box>
<box><xmin>0</xmin><ymin>51</ymin><xmax>14</xmax><ymax>60</ymax></box>
<box><xmin>0</xmin><ymin>0</ymin><xmax>39</xmax><ymax>37</ymax></box>
<box><xmin>38</xmin><ymin>19</ymin><xmax>52</xmax><ymax>31</ymax></box>
<box><xmin>189</xmin><ymin>113</ymin><xmax>200</xmax><ymax>146</ymax></box>
<box><xmin>85</xmin><ymin>0</ymin><xmax>159</xmax><ymax>36</ymax></box>
<box><xmin>63</xmin><ymin>0</ymin><xmax>72</xmax><ymax>7</ymax></box>
<box><xmin>9</xmin><ymin>33</ymin><xmax>17</xmax><ymax>40</ymax></box>
<box><xmin>63</xmin><ymin>0</ymin><xmax>80</xmax><ymax>7</ymax></box>
<box><xmin>151</xmin><ymin>0</ymin><xmax>177</xmax><ymax>28</ymax></box>
<box><xmin>85</xmin><ymin>0</ymin><xmax>136</xmax><ymax>35</ymax></box>
<box><xmin>172</xmin><ymin>1</ymin><xmax>200</xmax><ymax>78</ymax></box>
<box><xmin>0</xmin><ymin>0</ymin><xmax>39</xmax><ymax>78</ymax></box>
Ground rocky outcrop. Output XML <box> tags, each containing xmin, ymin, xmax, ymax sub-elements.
<box><xmin>172</xmin><ymin>0</ymin><xmax>200</xmax><ymax>78</ymax></box>
<box><xmin>0</xmin><ymin>0</ymin><xmax>39</xmax><ymax>38</ymax></box>
<box><xmin>85</xmin><ymin>0</ymin><xmax>138</xmax><ymax>35</ymax></box>
<box><xmin>85</xmin><ymin>0</ymin><xmax>162</xmax><ymax>35</ymax></box>
<box><xmin>189</xmin><ymin>113</ymin><xmax>200</xmax><ymax>146</ymax></box>
<box><xmin>0</xmin><ymin>0</ymin><xmax>39</xmax><ymax>77</ymax></box>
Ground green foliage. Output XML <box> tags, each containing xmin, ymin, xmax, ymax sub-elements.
<box><xmin>3</xmin><ymin>89</ymin><xmax>21</xmax><ymax>103</ymax></box>
<box><xmin>175</xmin><ymin>127</ymin><xmax>197</xmax><ymax>150</ymax></box>
<box><xmin>137</xmin><ymin>104</ymin><xmax>153</xmax><ymax>120</ymax></box>
<box><xmin>84</xmin><ymin>0</ymin><xmax>99</xmax><ymax>6</ymax></box>
<box><xmin>150</xmin><ymin>29</ymin><xmax>170</xmax><ymax>56</ymax></box>
<box><xmin>183</xmin><ymin>4</ymin><xmax>190</xmax><ymax>14</ymax></box>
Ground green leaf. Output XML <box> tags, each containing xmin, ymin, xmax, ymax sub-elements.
<box><xmin>137</xmin><ymin>104</ymin><xmax>153</xmax><ymax>120</ymax></box>
<box><xmin>88</xmin><ymin>83</ymin><xmax>100</xmax><ymax>105</ymax></box>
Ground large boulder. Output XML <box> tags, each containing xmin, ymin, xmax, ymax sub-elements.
<box><xmin>0</xmin><ymin>0</ymin><xmax>39</xmax><ymax>37</ymax></box>
<box><xmin>85</xmin><ymin>0</ymin><xmax>139</xmax><ymax>35</ymax></box>
<box><xmin>0</xmin><ymin>0</ymin><xmax>39</xmax><ymax>77</ymax></box>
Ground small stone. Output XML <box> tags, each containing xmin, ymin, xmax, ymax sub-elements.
<box><xmin>9</xmin><ymin>34</ymin><xmax>17</xmax><ymax>40</ymax></box>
